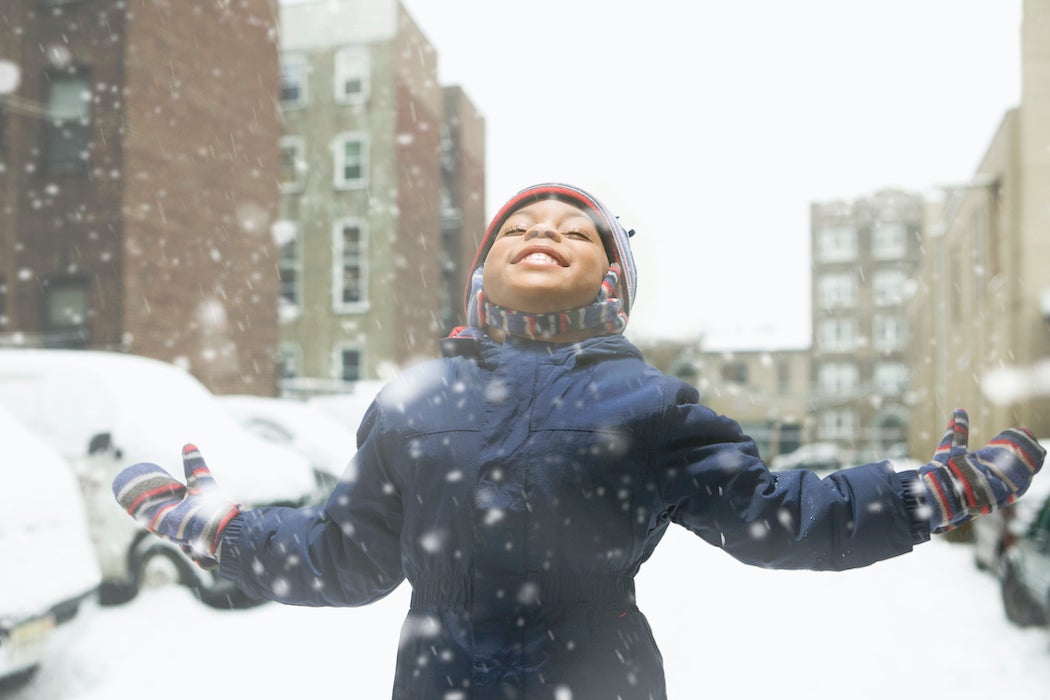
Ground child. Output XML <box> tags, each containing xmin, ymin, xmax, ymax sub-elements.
<box><xmin>114</xmin><ymin>183</ymin><xmax>1045</xmax><ymax>700</ymax></box>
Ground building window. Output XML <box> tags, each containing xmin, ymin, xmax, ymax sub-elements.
<box><xmin>277</xmin><ymin>343</ymin><xmax>302</xmax><ymax>381</ymax></box>
<box><xmin>874</xmin><ymin>362</ymin><xmax>909</xmax><ymax>395</ymax></box>
<box><xmin>279</xmin><ymin>136</ymin><xmax>305</xmax><ymax>192</ymax></box>
<box><xmin>45</xmin><ymin>74</ymin><xmax>91</xmax><ymax>173</ymax></box>
<box><xmin>818</xmin><ymin>318</ymin><xmax>857</xmax><ymax>353</ymax></box>
<box><xmin>721</xmin><ymin>362</ymin><xmax>748</xmax><ymax>385</ymax></box>
<box><xmin>872</xmin><ymin>269</ymin><xmax>907</xmax><ymax>306</ymax></box>
<box><xmin>336</xmin><ymin>344</ymin><xmax>363</xmax><ymax>382</ymax></box>
<box><xmin>333</xmin><ymin>132</ymin><xmax>368</xmax><ymax>189</ymax></box>
<box><xmin>333</xmin><ymin>218</ymin><xmax>367</xmax><ymax>311</ymax></box>
<box><xmin>816</xmin><ymin>225</ymin><xmax>857</xmax><ymax>262</ymax></box>
<box><xmin>819</xmin><ymin>408</ymin><xmax>856</xmax><ymax>441</ymax></box>
<box><xmin>334</xmin><ymin>46</ymin><xmax>370</xmax><ymax>105</ymax></box>
<box><xmin>45</xmin><ymin>279</ymin><xmax>88</xmax><ymax>347</ymax></box>
<box><xmin>818</xmin><ymin>273</ymin><xmax>857</xmax><ymax>309</ymax></box>
<box><xmin>818</xmin><ymin>362</ymin><xmax>858</xmax><ymax>396</ymax></box>
<box><xmin>280</xmin><ymin>53</ymin><xmax>307</xmax><ymax>108</ymax></box>
<box><xmin>873</xmin><ymin>315</ymin><xmax>907</xmax><ymax>353</ymax></box>
<box><xmin>278</xmin><ymin>224</ymin><xmax>301</xmax><ymax>310</ymax></box>
<box><xmin>871</xmin><ymin>223</ymin><xmax>908</xmax><ymax>260</ymax></box>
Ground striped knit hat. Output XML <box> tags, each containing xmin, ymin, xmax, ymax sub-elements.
<box><xmin>465</xmin><ymin>183</ymin><xmax>637</xmax><ymax>322</ymax></box>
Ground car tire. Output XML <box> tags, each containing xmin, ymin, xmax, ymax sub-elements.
<box><xmin>1000</xmin><ymin>564</ymin><xmax>1047</xmax><ymax>627</ymax></box>
<box><xmin>98</xmin><ymin>579</ymin><xmax>139</xmax><ymax>606</ymax></box>
<box><xmin>132</xmin><ymin>540</ymin><xmax>265</xmax><ymax>610</ymax></box>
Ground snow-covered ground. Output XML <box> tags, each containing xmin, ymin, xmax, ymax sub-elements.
<box><xmin>9</xmin><ymin>528</ymin><xmax>1049</xmax><ymax>699</ymax></box>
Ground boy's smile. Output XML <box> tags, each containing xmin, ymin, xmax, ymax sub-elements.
<box><xmin>482</xmin><ymin>199</ymin><xmax>609</xmax><ymax>314</ymax></box>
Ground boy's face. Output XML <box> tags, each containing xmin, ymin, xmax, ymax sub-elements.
<box><xmin>482</xmin><ymin>199</ymin><xmax>609</xmax><ymax>314</ymax></box>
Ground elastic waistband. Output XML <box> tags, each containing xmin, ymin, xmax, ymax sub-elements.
<box><xmin>410</xmin><ymin>574</ymin><xmax>636</xmax><ymax>610</ymax></box>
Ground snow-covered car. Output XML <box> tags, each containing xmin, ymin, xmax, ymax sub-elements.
<box><xmin>972</xmin><ymin>453</ymin><xmax>1050</xmax><ymax>576</ymax></box>
<box><xmin>219</xmin><ymin>394</ymin><xmax>359</xmax><ymax>490</ymax></box>
<box><xmin>0</xmin><ymin>403</ymin><xmax>100</xmax><ymax>687</ymax></box>
<box><xmin>0</xmin><ymin>349</ymin><xmax>317</xmax><ymax>610</ymax></box>
<box><xmin>999</xmin><ymin>487</ymin><xmax>1050</xmax><ymax>627</ymax></box>
<box><xmin>769</xmin><ymin>441</ymin><xmax>843</xmax><ymax>471</ymax></box>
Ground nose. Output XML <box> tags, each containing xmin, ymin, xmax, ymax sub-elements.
<box><xmin>524</xmin><ymin>225</ymin><xmax>560</xmax><ymax>242</ymax></box>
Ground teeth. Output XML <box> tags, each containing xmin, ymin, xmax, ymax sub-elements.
<box><xmin>524</xmin><ymin>252</ymin><xmax>557</xmax><ymax>264</ymax></box>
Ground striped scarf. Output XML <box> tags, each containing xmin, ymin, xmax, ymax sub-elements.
<box><xmin>464</xmin><ymin>264</ymin><xmax>627</xmax><ymax>340</ymax></box>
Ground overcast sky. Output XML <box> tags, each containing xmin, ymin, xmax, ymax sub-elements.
<box><xmin>398</xmin><ymin>0</ymin><xmax>1024</xmax><ymax>347</ymax></box>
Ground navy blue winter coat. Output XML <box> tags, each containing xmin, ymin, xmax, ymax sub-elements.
<box><xmin>218</xmin><ymin>333</ymin><xmax>929</xmax><ymax>699</ymax></box>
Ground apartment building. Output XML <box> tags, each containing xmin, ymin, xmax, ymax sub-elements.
<box><xmin>809</xmin><ymin>190</ymin><xmax>925</xmax><ymax>454</ymax></box>
<box><xmin>275</xmin><ymin>0</ymin><xmax>485</xmax><ymax>390</ymax></box>
<box><xmin>647</xmin><ymin>337</ymin><xmax>812</xmax><ymax>460</ymax></box>
<box><xmin>908</xmin><ymin>0</ymin><xmax>1050</xmax><ymax>450</ymax></box>
<box><xmin>0</xmin><ymin>0</ymin><xmax>283</xmax><ymax>395</ymax></box>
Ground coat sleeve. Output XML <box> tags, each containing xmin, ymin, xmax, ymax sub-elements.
<box><xmin>217</xmin><ymin>401</ymin><xmax>406</xmax><ymax>606</ymax></box>
<box><xmin>651</xmin><ymin>380</ymin><xmax>930</xmax><ymax>571</ymax></box>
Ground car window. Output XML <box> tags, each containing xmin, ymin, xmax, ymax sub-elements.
<box><xmin>246</xmin><ymin>418</ymin><xmax>295</xmax><ymax>444</ymax></box>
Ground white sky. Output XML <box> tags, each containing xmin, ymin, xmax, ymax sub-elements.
<box><xmin>399</xmin><ymin>0</ymin><xmax>1024</xmax><ymax>346</ymax></box>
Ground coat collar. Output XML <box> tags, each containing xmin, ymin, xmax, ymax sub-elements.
<box><xmin>439</xmin><ymin>331</ymin><xmax>643</xmax><ymax>368</ymax></box>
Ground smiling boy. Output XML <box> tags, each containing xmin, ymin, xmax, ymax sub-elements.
<box><xmin>114</xmin><ymin>183</ymin><xmax>1044</xmax><ymax>700</ymax></box>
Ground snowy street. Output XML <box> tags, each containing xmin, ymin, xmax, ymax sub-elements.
<box><xmin>6</xmin><ymin>528</ymin><xmax>1049</xmax><ymax>699</ymax></box>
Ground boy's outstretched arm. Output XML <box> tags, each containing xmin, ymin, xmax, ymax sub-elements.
<box><xmin>656</xmin><ymin>386</ymin><xmax>1046</xmax><ymax>570</ymax></box>
<box><xmin>918</xmin><ymin>408</ymin><xmax>1045</xmax><ymax>534</ymax></box>
<box><xmin>112</xmin><ymin>435</ymin><xmax>406</xmax><ymax>608</ymax></box>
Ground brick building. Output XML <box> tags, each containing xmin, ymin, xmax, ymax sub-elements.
<box><xmin>0</xmin><ymin>0</ymin><xmax>283</xmax><ymax>395</ymax></box>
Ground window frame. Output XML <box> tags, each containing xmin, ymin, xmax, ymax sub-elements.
<box><xmin>873</xmin><ymin>315</ymin><xmax>907</xmax><ymax>353</ymax></box>
<box><xmin>818</xmin><ymin>272</ymin><xmax>858</xmax><ymax>309</ymax></box>
<box><xmin>873</xmin><ymin>362</ymin><xmax>909</xmax><ymax>395</ymax></box>
<box><xmin>44</xmin><ymin>71</ymin><xmax>92</xmax><ymax>174</ymax></box>
<box><xmin>816</xmin><ymin>225</ymin><xmax>858</xmax><ymax>263</ymax></box>
<box><xmin>818</xmin><ymin>362</ymin><xmax>859</xmax><ymax>396</ymax></box>
<box><xmin>332</xmin><ymin>132</ymin><xmax>369</xmax><ymax>190</ymax></box>
<box><xmin>818</xmin><ymin>317</ymin><xmax>858</xmax><ymax>353</ymax></box>
<box><xmin>277</xmin><ymin>222</ymin><xmax>302</xmax><ymax>313</ymax></box>
<box><xmin>43</xmin><ymin>276</ymin><xmax>89</xmax><ymax>348</ymax></box>
<box><xmin>280</xmin><ymin>52</ymin><xmax>308</xmax><ymax>109</ymax></box>
<box><xmin>279</xmin><ymin>135</ymin><xmax>306</xmax><ymax>193</ymax></box>
<box><xmin>332</xmin><ymin>217</ymin><xmax>369</xmax><ymax>313</ymax></box>
<box><xmin>819</xmin><ymin>408</ymin><xmax>856</xmax><ymax>441</ymax></box>
<box><xmin>333</xmin><ymin>45</ymin><xmax>370</xmax><ymax>105</ymax></box>
<box><xmin>333</xmin><ymin>342</ymin><xmax>364</xmax><ymax>383</ymax></box>
<box><xmin>871</xmin><ymin>222</ymin><xmax>909</xmax><ymax>260</ymax></box>
<box><xmin>872</xmin><ymin>269</ymin><xmax>907</xmax><ymax>307</ymax></box>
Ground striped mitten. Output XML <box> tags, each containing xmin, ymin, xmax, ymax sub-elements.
<box><xmin>112</xmin><ymin>443</ymin><xmax>241</xmax><ymax>570</ymax></box>
<box><xmin>919</xmin><ymin>409</ymin><xmax>1045</xmax><ymax>534</ymax></box>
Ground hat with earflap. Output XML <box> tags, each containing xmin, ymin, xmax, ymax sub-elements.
<box><xmin>464</xmin><ymin>183</ymin><xmax>637</xmax><ymax>337</ymax></box>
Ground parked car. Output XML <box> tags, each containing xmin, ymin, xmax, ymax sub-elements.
<box><xmin>0</xmin><ymin>403</ymin><xmax>100</xmax><ymax>687</ymax></box>
<box><xmin>0</xmin><ymin>349</ymin><xmax>318</xmax><ymax>610</ymax></box>
<box><xmin>999</xmin><ymin>487</ymin><xmax>1050</xmax><ymax>627</ymax></box>
<box><xmin>219</xmin><ymin>394</ymin><xmax>359</xmax><ymax>491</ymax></box>
<box><xmin>770</xmin><ymin>441</ymin><xmax>843</xmax><ymax>471</ymax></box>
<box><xmin>972</xmin><ymin>455</ymin><xmax>1050</xmax><ymax>576</ymax></box>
